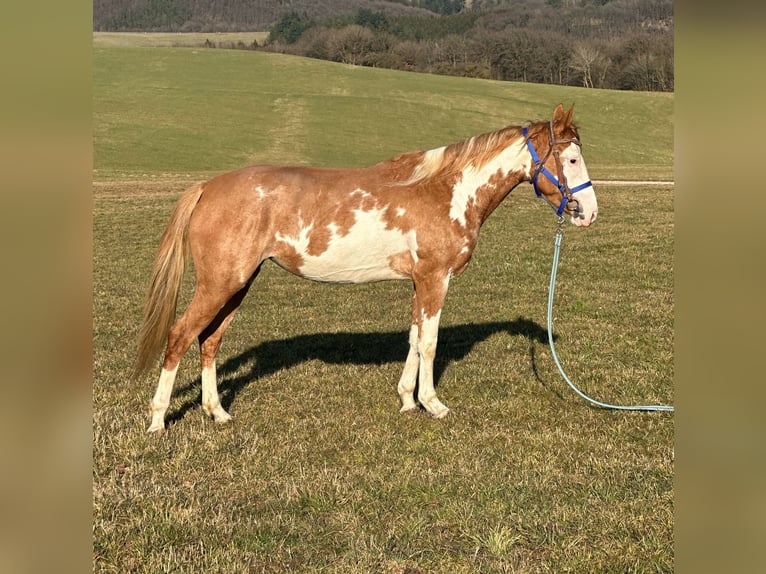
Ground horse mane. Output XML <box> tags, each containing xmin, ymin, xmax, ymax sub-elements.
<box><xmin>396</xmin><ymin>124</ymin><xmax>526</xmax><ymax>186</ymax></box>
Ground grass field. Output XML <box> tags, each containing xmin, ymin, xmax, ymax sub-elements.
<box><xmin>93</xmin><ymin>47</ymin><xmax>673</xmax><ymax>181</ymax></box>
<box><xmin>93</xmin><ymin>31</ymin><xmax>269</xmax><ymax>48</ymax></box>
<box><xmin>93</xmin><ymin>46</ymin><xmax>673</xmax><ymax>572</ymax></box>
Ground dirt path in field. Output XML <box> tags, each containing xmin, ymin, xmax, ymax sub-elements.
<box><xmin>592</xmin><ymin>180</ymin><xmax>674</xmax><ymax>186</ymax></box>
<box><xmin>92</xmin><ymin>177</ymin><xmax>210</xmax><ymax>197</ymax></box>
<box><xmin>260</xmin><ymin>97</ymin><xmax>308</xmax><ymax>166</ymax></box>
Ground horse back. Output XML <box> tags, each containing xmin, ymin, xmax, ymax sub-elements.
<box><xmin>186</xmin><ymin>162</ymin><xmax>465</xmax><ymax>284</ymax></box>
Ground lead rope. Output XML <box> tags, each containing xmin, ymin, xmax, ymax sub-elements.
<box><xmin>547</xmin><ymin>219</ymin><xmax>674</xmax><ymax>412</ymax></box>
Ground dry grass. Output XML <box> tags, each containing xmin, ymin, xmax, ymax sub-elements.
<box><xmin>93</xmin><ymin>31</ymin><xmax>269</xmax><ymax>48</ymax></box>
<box><xmin>93</xmin><ymin>179</ymin><xmax>673</xmax><ymax>572</ymax></box>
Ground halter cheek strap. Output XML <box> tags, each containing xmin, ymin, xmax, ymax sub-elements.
<box><xmin>522</xmin><ymin>126</ymin><xmax>593</xmax><ymax>217</ymax></box>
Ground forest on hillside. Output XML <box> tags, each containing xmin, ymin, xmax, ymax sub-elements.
<box><xmin>93</xmin><ymin>0</ymin><xmax>440</xmax><ymax>30</ymax></box>
<box><xmin>94</xmin><ymin>0</ymin><xmax>673</xmax><ymax>92</ymax></box>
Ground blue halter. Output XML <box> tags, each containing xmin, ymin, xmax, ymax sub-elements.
<box><xmin>522</xmin><ymin>125</ymin><xmax>593</xmax><ymax>217</ymax></box>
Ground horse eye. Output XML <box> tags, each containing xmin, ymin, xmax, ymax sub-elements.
<box><xmin>569</xmin><ymin>158</ymin><xmax>577</xmax><ymax>165</ymax></box>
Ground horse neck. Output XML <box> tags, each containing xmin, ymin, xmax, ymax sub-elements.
<box><xmin>450</xmin><ymin>133</ymin><xmax>530</xmax><ymax>228</ymax></box>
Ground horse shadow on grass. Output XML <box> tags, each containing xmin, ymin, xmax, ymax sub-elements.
<box><xmin>165</xmin><ymin>315</ymin><xmax>557</xmax><ymax>426</ymax></box>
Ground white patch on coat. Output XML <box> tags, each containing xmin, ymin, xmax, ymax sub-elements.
<box><xmin>276</xmin><ymin>221</ymin><xmax>314</xmax><ymax>254</ymax></box>
<box><xmin>418</xmin><ymin>312</ymin><xmax>442</xmax><ymax>358</ymax></box>
<box><xmin>277</xmin><ymin>208</ymin><xmax>418</xmax><ymax>283</ymax></box>
<box><xmin>416</xmin><ymin>309</ymin><xmax>450</xmax><ymax>418</ymax></box>
<box><xmin>397</xmin><ymin>323</ymin><xmax>420</xmax><ymax>412</ymax></box>
<box><xmin>147</xmin><ymin>364</ymin><xmax>179</xmax><ymax>432</ymax></box>
<box><xmin>404</xmin><ymin>146</ymin><xmax>446</xmax><ymax>184</ymax></box>
<box><xmin>201</xmin><ymin>364</ymin><xmax>231</xmax><ymax>423</ymax></box>
<box><xmin>560</xmin><ymin>142</ymin><xmax>598</xmax><ymax>226</ymax></box>
<box><xmin>450</xmin><ymin>139</ymin><xmax>529</xmax><ymax>226</ymax></box>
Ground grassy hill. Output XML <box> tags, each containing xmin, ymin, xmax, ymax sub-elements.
<box><xmin>93</xmin><ymin>46</ymin><xmax>673</xmax><ymax>181</ymax></box>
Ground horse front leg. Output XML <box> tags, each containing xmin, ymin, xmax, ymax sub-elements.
<box><xmin>416</xmin><ymin>307</ymin><xmax>449</xmax><ymax>418</ymax></box>
<box><xmin>411</xmin><ymin>271</ymin><xmax>451</xmax><ymax>418</ymax></box>
<box><xmin>397</xmin><ymin>320</ymin><xmax>420</xmax><ymax>413</ymax></box>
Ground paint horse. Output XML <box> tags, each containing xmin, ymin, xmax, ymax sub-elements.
<box><xmin>135</xmin><ymin>103</ymin><xmax>597</xmax><ymax>432</ymax></box>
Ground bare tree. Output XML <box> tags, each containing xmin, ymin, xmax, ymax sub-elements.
<box><xmin>569</xmin><ymin>43</ymin><xmax>600</xmax><ymax>88</ymax></box>
<box><xmin>327</xmin><ymin>25</ymin><xmax>376</xmax><ymax>66</ymax></box>
<box><xmin>393</xmin><ymin>40</ymin><xmax>429</xmax><ymax>71</ymax></box>
<box><xmin>439</xmin><ymin>34</ymin><xmax>470</xmax><ymax>69</ymax></box>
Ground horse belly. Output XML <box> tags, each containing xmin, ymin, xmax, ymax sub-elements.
<box><xmin>273</xmin><ymin>208</ymin><xmax>416</xmax><ymax>283</ymax></box>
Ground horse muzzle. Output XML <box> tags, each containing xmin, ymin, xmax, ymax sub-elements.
<box><xmin>572</xmin><ymin>209</ymin><xmax>598</xmax><ymax>227</ymax></box>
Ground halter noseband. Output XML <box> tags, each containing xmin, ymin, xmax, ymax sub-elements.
<box><xmin>522</xmin><ymin>123</ymin><xmax>593</xmax><ymax>217</ymax></box>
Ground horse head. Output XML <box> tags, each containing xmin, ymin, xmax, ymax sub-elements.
<box><xmin>524</xmin><ymin>103</ymin><xmax>598</xmax><ymax>227</ymax></box>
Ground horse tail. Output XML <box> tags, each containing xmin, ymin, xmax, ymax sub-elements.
<box><xmin>134</xmin><ymin>183</ymin><xmax>205</xmax><ymax>378</ymax></box>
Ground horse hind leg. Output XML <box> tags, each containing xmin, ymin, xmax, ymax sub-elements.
<box><xmin>147</xmin><ymin>280</ymin><xmax>250</xmax><ymax>432</ymax></box>
<box><xmin>148</xmin><ymin>364</ymin><xmax>180</xmax><ymax>432</ymax></box>
<box><xmin>199</xmin><ymin>275</ymin><xmax>256</xmax><ymax>424</ymax></box>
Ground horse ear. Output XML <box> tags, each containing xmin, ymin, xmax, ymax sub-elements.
<box><xmin>564</xmin><ymin>103</ymin><xmax>575</xmax><ymax>127</ymax></box>
<box><xmin>552</xmin><ymin>103</ymin><xmax>565</xmax><ymax>124</ymax></box>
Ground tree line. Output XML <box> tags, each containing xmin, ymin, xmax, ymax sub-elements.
<box><xmin>258</xmin><ymin>1</ymin><xmax>673</xmax><ymax>92</ymax></box>
<box><xmin>94</xmin><ymin>0</ymin><xmax>442</xmax><ymax>32</ymax></box>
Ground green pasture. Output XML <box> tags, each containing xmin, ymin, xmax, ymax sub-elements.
<box><xmin>93</xmin><ymin>46</ymin><xmax>673</xmax><ymax>572</ymax></box>
<box><xmin>93</xmin><ymin>46</ymin><xmax>673</xmax><ymax>181</ymax></box>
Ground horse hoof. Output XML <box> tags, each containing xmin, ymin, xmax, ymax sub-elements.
<box><xmin>206</xmin><ymin>405</ymin><xmax>232</xmax><ymax>424</ymax></box>
<box><xmin>146</xmin><ymin>423</ymin><xmax>166</xmax><ymax>434</ymax></box>
<box><xmin>425</xmin><ymin>401</ymin><xmax>450</xmax><ymax>419</ymax></box>
<box><xmin>213</xmin><ymin>411</ymin><xmax>233</xmax><ymax>425</ymax></box>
